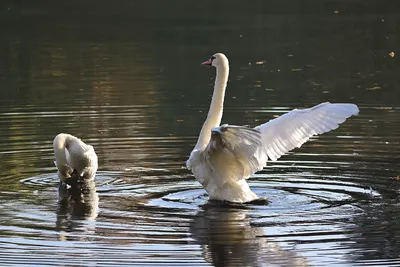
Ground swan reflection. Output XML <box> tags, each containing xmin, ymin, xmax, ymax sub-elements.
<box><xmin>56</xmin><ymin>178</ymin><xmax>99</xmax><ymax>236</ymax></box>
<box><xmin>190</xmin><ymin>201</ymin><xmax>309</xmax><ymax>267</ymax></box>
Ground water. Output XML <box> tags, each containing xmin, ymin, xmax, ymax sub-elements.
<box><xmin>1</xmin><ymin>1</ymin><xmax>400</xmax><ymax>266</ymax></box>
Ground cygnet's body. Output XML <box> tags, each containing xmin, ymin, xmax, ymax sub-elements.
<box><xmin>53</xmin><ymin>133</ymin><xmax>98</xmax><ymax>182</ymax></box>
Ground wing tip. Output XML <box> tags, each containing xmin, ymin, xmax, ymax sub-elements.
<box><xmin>350</xmin><ymin>104</ymin><xmax>360</xmax><ymax>115</ymax></box>
<box><xmin>337</xmin><ymin>103</ymin><xmax>360</xmax><ymax>116</ymax></box>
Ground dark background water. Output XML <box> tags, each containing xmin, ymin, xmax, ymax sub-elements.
<box><xmin>0</xmin><ymin>1</ymin><xmax>400</xmax><ymax>266</ymax></box>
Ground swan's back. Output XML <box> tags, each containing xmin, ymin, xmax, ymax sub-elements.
<box><xmin>68</xmin><ymin>140</ymin><xmax>98</xmax><ymax>178</ymax></box>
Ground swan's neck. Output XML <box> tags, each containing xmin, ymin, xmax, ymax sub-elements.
<box><xmin>195</xmin><ymin>63</ymin><xmax>229</xmax><ymax>149</ymax></box>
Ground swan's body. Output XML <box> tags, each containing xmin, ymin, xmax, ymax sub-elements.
<box><xmin>186</xmin><ymin>53</ymin><xmax>359</xmax><ymax>203</ymax></box>
<box><xmin>53</xmin><ymin>133</ymin><xmax>98</xmax><ymax>181</ymax></box>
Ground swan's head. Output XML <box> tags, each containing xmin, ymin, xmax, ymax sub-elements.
<box><xmin>202</xmin><ymin>53</ymin><xmax>229</xmax><ymax>68</ymax></box>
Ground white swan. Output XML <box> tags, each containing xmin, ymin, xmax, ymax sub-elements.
<box><xmin>186</xmin><ymin>53</ymin><xmax>359</xmax><ymax>203</ymax></box>
<box><xmin>53</xmin><ymin>133</ymin><xmax>98</xmax><ymax>181</ymax></box>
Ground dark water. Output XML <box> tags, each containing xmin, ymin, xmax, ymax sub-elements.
<box><xmin>1</xmin><ymin>1</ymin><xmax>400</xmax><ymax>266</ymax></box>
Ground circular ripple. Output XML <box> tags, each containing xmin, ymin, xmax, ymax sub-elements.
<box><xmin>20</xmin><ymin>173</ymin><xmax>59</xmax><ymax>187</ymax></box>
<box><xmin>145</xmin><ymin>169</ymin><xmax>381</xmax><ymax>213</ymax></box>
<box><xmin>9</xmin><ymin>159</ymin><xmax>400</xmax><ymax>267</ymax></box>
<box><xmin>20</xmin><ymin>171</ymin><xmax>124</xmax><ymax>187</ymax></box>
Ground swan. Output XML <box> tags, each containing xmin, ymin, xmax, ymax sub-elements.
<box><xmin>53</xmin><ymin>133</ymin><xmax>98</xmax><ymax>182</ymax></box>
<box><xmin>186</xmin><ymin>53</ymin><xmax>359</xmax><ymax>203</ymax></box>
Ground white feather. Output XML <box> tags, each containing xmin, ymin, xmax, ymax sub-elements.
<box><xmin>187</xmin><ymin>53</ymin><xmax>359</xmax><ymax>203</ymax></box>
<box><xmin>53</xmin><ymin>133</ymin><xmax>98</xmax><ymax>182</ymax></box>
<box><xmin>255</xmin><ymin>102</ymin><xmax>359</xmax><ymax>161</ymax></box>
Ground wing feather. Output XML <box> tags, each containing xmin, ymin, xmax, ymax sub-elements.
<box><xmin>203</xmin><ymin>125</ymin><xmax>265</xmax><ymax>181</ymax></box>
<box><xmin>187</xmin><ymin>103</ymin><xmax>359</xmax><ymax>184</ymax></box>
<box><xmin>255</xmin><ymin>102</ymin><xmax>359</xmax><ymax>161</ymax></box>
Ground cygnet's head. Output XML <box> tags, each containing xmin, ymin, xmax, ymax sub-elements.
<box><xmin>202</xmin><ymin>53</ymin><xmax>229</xmax><ymax>68</ymax></box>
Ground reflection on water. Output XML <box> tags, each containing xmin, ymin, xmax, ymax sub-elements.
<box><xmin>56</xmin><ymin>180</ymin><xmax>99</xmax><ymax>237</ymax></box>
<box><xmin>0</xmin><ymin>0</ymin><xmax>400</xmax><ymax>266</ymax></box>
<box><xmin>191</xmin><ymin>201</ymin><xmax>309</xmax><ymax>267</ymax></box>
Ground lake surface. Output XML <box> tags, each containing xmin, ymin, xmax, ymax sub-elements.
<box><xmin>1</xmin><ymin>1</ymin><xmax>400</xmax><ymax>266</ymax></box>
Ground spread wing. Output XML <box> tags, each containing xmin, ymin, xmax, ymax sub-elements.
<box><xmin>188</xmin><ymin>102</ymin><xmax>359</xmax><ymax>183</ymax></box>
<box><xmin>255</xmin><ymin>102</ymin><xmax>359</xmax><ymax>161</ymax></box>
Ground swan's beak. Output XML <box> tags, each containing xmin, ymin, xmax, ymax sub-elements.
<box><xmin>201</xmin><ymin>58</ymin><xmax>213</xmax><ymax>66</ymax></box>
